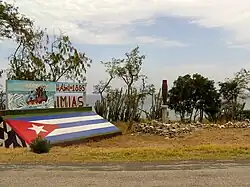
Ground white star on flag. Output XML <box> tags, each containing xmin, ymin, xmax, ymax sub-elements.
<box><xmin>28</xmin><ymin>124</ymin><xmax>48</xmax><ymax>135</ymax></box>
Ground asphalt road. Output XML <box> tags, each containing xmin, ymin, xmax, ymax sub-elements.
<box><xmin>1</xmin><ymin>160</ymin><xmax>250</xmax><ymax>187</ymax></box>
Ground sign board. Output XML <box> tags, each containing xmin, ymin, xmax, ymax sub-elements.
<box><xmin>6</xmin><ymin>80</ymin><xmax>86</xmax><ymax>110</ymax></box>
<box><xmin>6</xmin><ymin>80</ymin><xmax>56</xmax><ymax>110</ymax></box>
<box><xmin>54</xmin><ymin>82</ymin><xmax>86</xmax><ymax>108</ymax></box>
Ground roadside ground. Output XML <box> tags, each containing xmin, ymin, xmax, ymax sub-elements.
<box><xmin>1</xmin><ymin>122</ymin><xmax>250</xmax><ymax>163</ymax></box>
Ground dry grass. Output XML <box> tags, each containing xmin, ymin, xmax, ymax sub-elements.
<box><xmin>1</xmin><ymin>122</ymin><xmax>250</xmax><ymax>163</ymax></box>
<box><xmin>85</xmin><ymin>122</ymin><xmax>250</xmax><ymax>148</ymax></box>
<box><xmin>0</xmin><ymin>145</ymin><xmax>250</xmax><ymax>164</ymax></box>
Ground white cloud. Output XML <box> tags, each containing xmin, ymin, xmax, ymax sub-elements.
<box><xmin>2</xmin><ymin>0</ymin><xmax>250</xmax><ymax>93</ymax></box>
<box><xmin>135</xmin><ymin>36</ymin><xmax>188</xmax><ymax>47</ymax></box>
<box><xmin>9</xmin><ymin>0</ymin><xmax>250</xmax><ymax>47</ymax></box>
<box><xmin>4</xmin><ymin>0</ymin><xmax>188</xmax><ymax>46</ymax></box>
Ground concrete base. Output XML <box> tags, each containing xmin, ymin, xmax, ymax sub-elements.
<box><xmin>161</xmin><ymin>105</ymin><xmax>169</xmax><ymax>123</ymax></box>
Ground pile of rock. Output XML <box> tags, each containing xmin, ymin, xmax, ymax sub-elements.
<box><xmin>201</xmin><ymin>120</ymin><xmax>250</xmax><ymax>129</ymax></box>
<box><xmin>133</xmin><ymin>120</ymin><xmax>198</xmax><ymax>138</ymax></box>
<box><xmin>132</xmin><ymin>120</ymin><xmax>250</xmax><ymax>138</ymax></box>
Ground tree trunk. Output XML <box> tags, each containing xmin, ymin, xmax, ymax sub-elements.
<box><xmin>193</xmin><ymin>109</ymin><xmax>199</xmax><ymax>122</ymax></box>
<box><xmin>199</xmin><ymin>109</ymin><xmax>204</xmax><ymax>122</ymax></box>
<box><xmin>180</xmin><ymin>111</ymin><xmax>185</xmax><ymax>122</ymax></box>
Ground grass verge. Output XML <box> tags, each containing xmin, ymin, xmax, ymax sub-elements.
<box><xmin>0</xmin><ymin>144</ymin><xmax>250</xmax><ymax>164</ymax></box>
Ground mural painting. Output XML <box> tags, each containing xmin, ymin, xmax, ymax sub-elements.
<box><xmin>6</xmin><ymin>80</ymin><xmax>86</xmax><ymax>110</ymax></box>
<box><xmin>6</xmin><ymin>80</ymin><xmax>55</xmax><ymax>110</ymax></box>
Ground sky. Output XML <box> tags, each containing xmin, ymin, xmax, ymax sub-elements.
<box><xmin>1</xmin><ymin>0</ymin><xmax>250</xmax><ymax>94</ymax></box>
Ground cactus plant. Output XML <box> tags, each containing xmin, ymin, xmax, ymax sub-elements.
<box><xmin>94</xmin><ymin>86</ymin><xmax>163</xmax><ymax>122</ymax></box>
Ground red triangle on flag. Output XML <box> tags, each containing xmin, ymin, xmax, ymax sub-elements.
<box><xmin>5</xmin><ymin>119</ymin><xmax>58</xmax><ymax>144</ymax></box>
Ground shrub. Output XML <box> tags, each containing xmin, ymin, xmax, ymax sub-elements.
<box><xmin>240</xmin><ymin>110</ymin><xmax>250</xmax><ymax>120</ymax></box>
<box><xmin>29</xmin><ymin>136</ymin><xmax>52</xmax><ymax>154</ymax></box>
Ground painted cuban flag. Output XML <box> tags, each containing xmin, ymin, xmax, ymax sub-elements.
<box><xmin>5</xmin><ymin>112</ymin><xmax>121</xmax><ymax>144</ymax></box>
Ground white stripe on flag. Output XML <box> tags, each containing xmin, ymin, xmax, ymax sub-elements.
<box><xmin>31</xmin><ymin>115</ymin><xmax>103</xmax><ymax>124</ymax></box>
<box><xmin>46</xmin><ymin>122</ymin><xmax>114</xmax><ymax>137</ymax></box>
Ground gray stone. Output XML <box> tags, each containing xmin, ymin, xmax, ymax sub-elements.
<box><xmin>132</xmin><ymin>120</ymin><xmax>250</xmax><ymax>138</ymax></box>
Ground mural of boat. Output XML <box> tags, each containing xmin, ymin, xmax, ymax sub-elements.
<box><xmin>26</xmin><ymin>86</ymin><xmax>48</xmax><ymax>105</ymax></box>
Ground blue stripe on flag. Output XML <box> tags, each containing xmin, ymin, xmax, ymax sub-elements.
<box><xmin>56</xmin><ymin>119</ymin><xmax>108</xmax><ymax>129</ymax></box>
<box><xmin>11</xmin><ymin>111</ymin><xmax>97</xmax><ymax>121</ymax></box>
<box><xmin>45</xmin><ymin>126</ymin><xmax>120</xmax><ymax>143</ymax></box>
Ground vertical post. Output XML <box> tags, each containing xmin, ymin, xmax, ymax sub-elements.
<box><xmin>161</xmin><ymin>80</ymin><xmax>168</xmax><ymax>123</ymax></box>
<box><xmin>5</xmin><ymin>79</ymin><xmax>8</xmax><ymax>110</ymax></box>
<box><xmin>83</xmin><ymin>83</ymin><xmax>87</xmax><ymax>107</ymax></box>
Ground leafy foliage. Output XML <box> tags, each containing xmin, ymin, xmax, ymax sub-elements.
<box><xmin>94</xmin><ymin>46</ymin><xmax>162</xmax><ymax>122</ymax></box>
<box><xmin>0</xmin><ymin>0</ymin><xmax>35</xmax><ymax>43</ymax></box>
<box><xmin>168</xmin><ymin>74</ymin><xmax>194</xmax><ymax>121</ymax></box>
<box><xmin>167</xmin><ymin>69</ymin><xmax>250</xmax><ymax>123</ymax></box>
<box><xmin>29</xmin><ymin>136</ymin><xmax>52</xmax><ymax>154</ymax></box>
<box><xmin>7</xmin><ymin>33</ymin><xmax>92</xmax><ymax>82</ymax></box>
<box><xmin>7</xmin><ymin>29</ymin><xmax>46</xmax><ymax>81</ymax></box>
<box><xmin>0</xmin><ymin>0</ymin><xmax>41</xmax><ymax>82</ymax></box>
<box><xmin>191</xmin><ymin>73</ymin><xmax>221</xmax><ymax>122</ymax></box>
<box><xmin>45</xmin><ymin>35</ymin><xmax>92</xmax><ymax>82</ymax></box>
<box><xmin>218</xmin><ymin>69</ymin><xmax>250</xmax><ymax>121</ymax></box>
<box><xmin>168</xmin><ymin>73</ymin><xmax>221</xmax><ymax>122</ymax></box>
<box><xmin>93</xmin><ymin>46</ymin><xmax>250</xmax><ymax>123</ymax></box>
<box><xmin>93</xmin><ymin>60</ymin><xmax>116</xmax><ymax>100</ymax></box>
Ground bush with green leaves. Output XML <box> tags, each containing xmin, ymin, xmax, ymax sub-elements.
<box><xmin>29</xmin><ymin>136</ymin><xmax>52</xmax><ymax>154</ymax></box>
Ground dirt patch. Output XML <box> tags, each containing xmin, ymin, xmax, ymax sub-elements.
<box><xmin>83</xmin><ymin>127</ymin><xmax>250</xmax><ymax>148</ymax></box>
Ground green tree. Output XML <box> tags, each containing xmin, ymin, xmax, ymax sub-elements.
<box><xmin>1</xmin><ymin>0</ymin><xmax>39</xmax><ymax>82</ymax></box>
<box><xmin>203</xmin><ymin>89</ymin><xmax>221</xmax><ymax>123</ymax></box>
<box><xmin>7</xmin><ymin>33</ymin><xmax>92</xmax><ymax>83</ymax></box>
<box><xmin>93</xmin><ymin>46</ymin><xmax>162</xmax><ymax>122</ymax></box>
<box><xmin>219</xmin><ymin>80</ymin><xmax>242</xmax><ymax>121</ymax></box>
<box><xmin>191</xmin><ymin>73</ymin><xmax>220</xmax><ymax>122</ymax></box>
<box><xmin>103</xmin><ymin>46</ymin><xmax>145</xmax><ymax>93</ymax></box>
<box><xmin>93</xmin><ymin>60</ymin><xmax>117</xmax><ymax>100</ymax></box>
<box><xmin>218</xmin><ymin>68</ymin><xmax>250</xmax><ymax>121</ymax></box>
<box><xmin>101</xmin><ymin>46</ymin><xmax>146</xmax><ymax>121</ymax></box>
<box><xmin>168</xmin><ymin>74</ymin><xmax>194</xmax><ymax>122</ymax></box>
<box><xmin>0</xmin><ymin>0</ymin><xmax>35</xmax><ymax>43</ymax></box>
<box><xmin>45</xmin><ymin>35</ymin><xmax>92</xmax><ymax>82</ymax></box>
<box><xmin>168</xmin><ymin>73</ymin><xmax>220</xmax><ymax>122</ymax></box>
<box><xmin>7</xmin><ymin>29</ymin><xmax>45</xmax><ymax>81</ymax></box>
